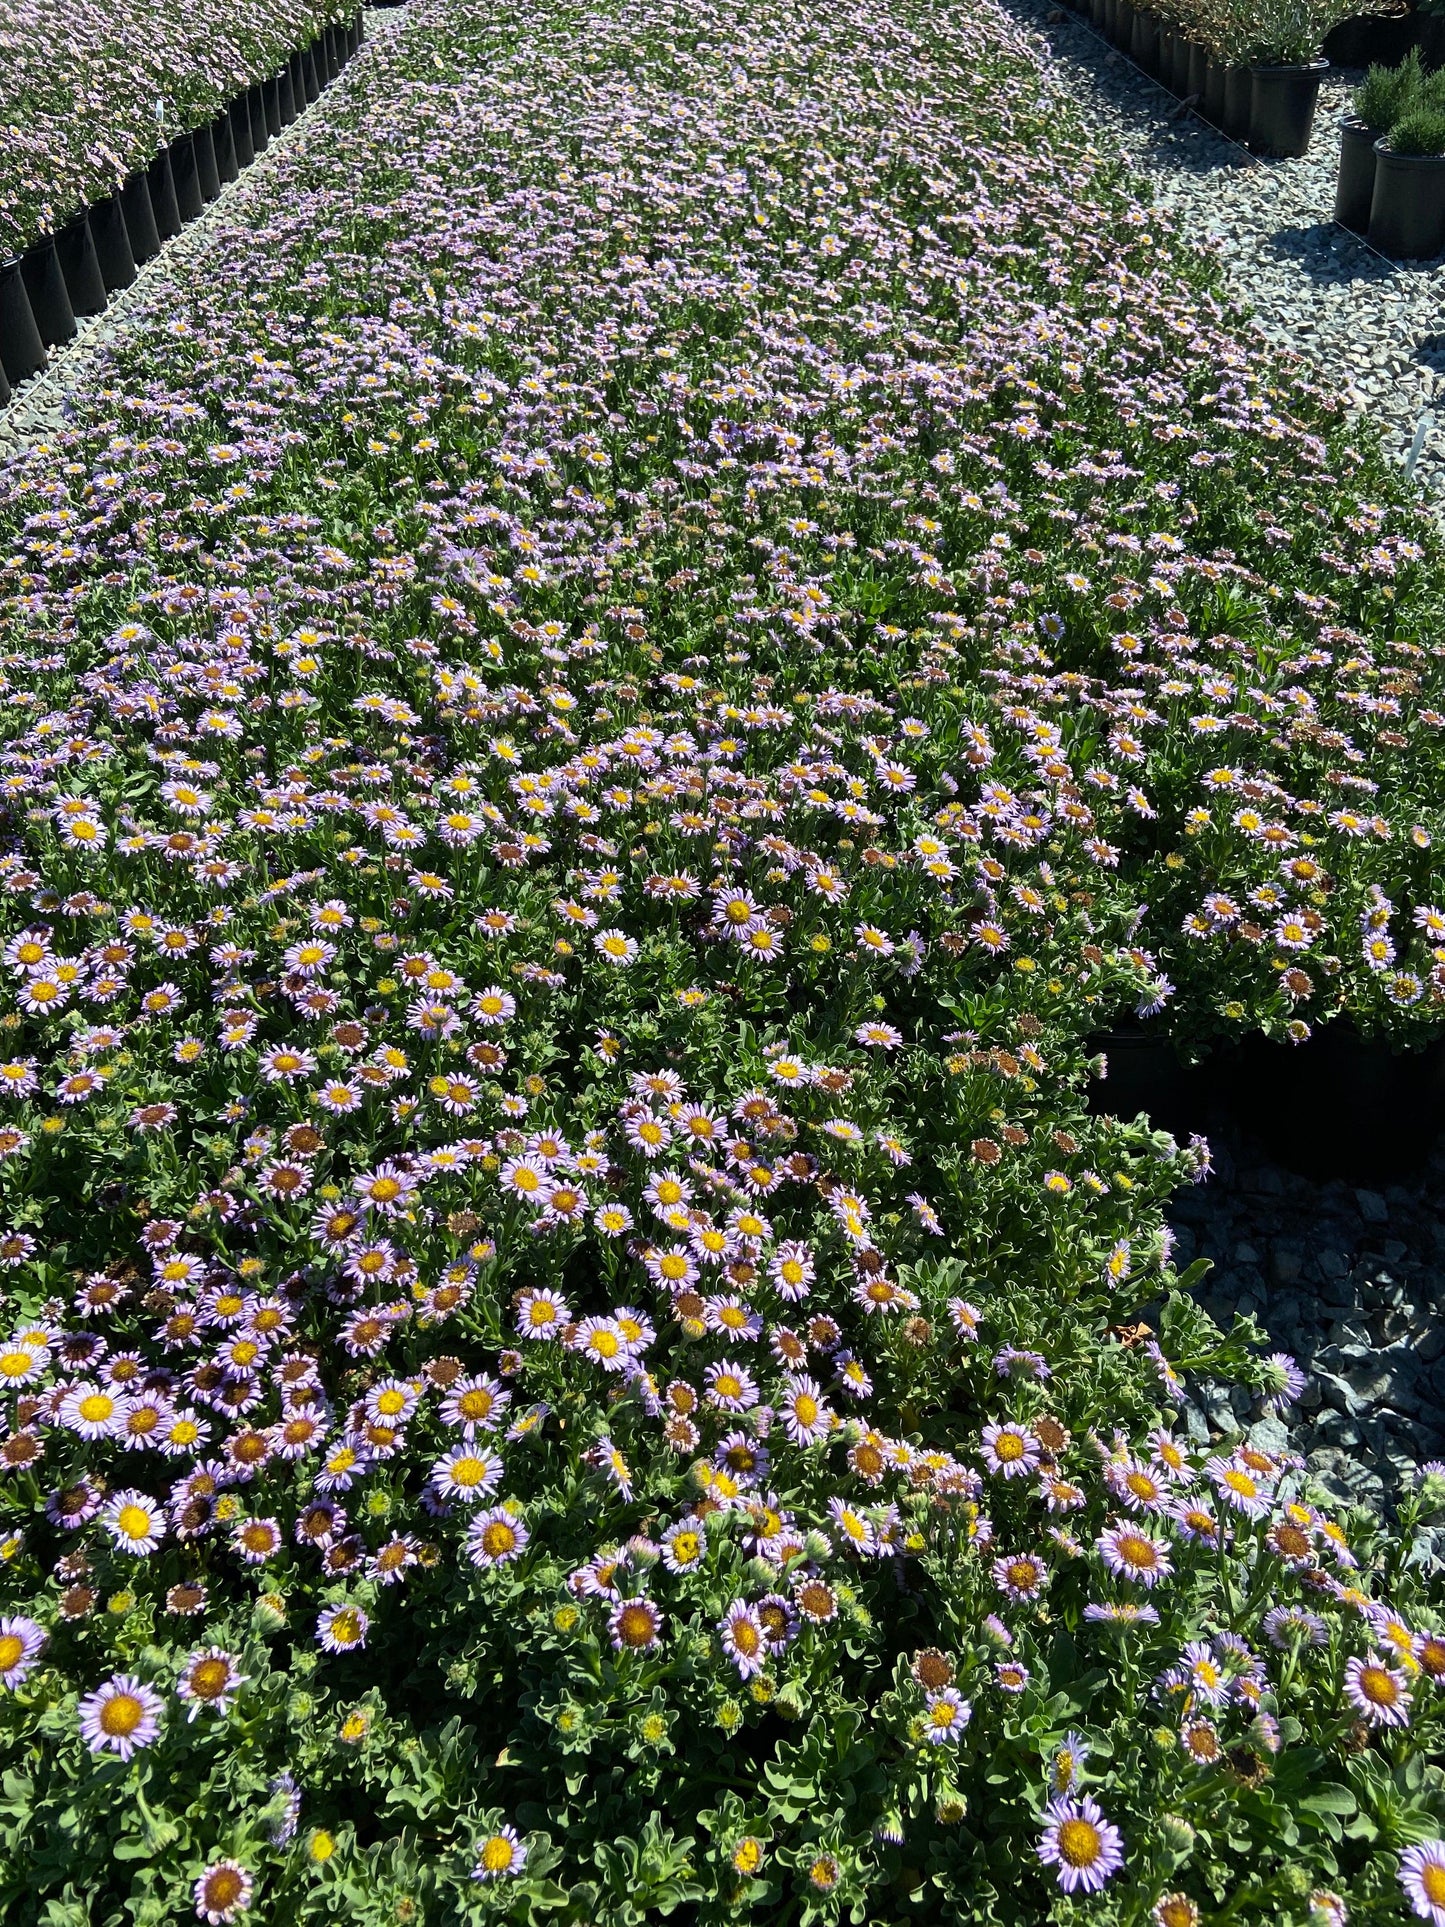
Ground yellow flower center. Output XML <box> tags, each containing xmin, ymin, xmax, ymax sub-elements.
<box><xmin>100</xmin><ymin>1693</ymin><xmax>143</xmax><ymax>1737</ymax></box>
<box><xmin>1358</xmin><ymin>1665</ymin><xmax>1398</xmax><ymax>1706</ymax></box>
<box><xmin>1056</xmin><ymin>1818</ymin><xmax>1102</xmax><ymax>1867</ymax></box>
<box><xmin>189</xmin><ymin>1659</ymin><xmax>230</xmax><ymax>1700</ymax></box>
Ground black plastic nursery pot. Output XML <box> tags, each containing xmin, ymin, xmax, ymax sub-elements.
<box><xmin>1129</xmin><ymin>8</ymin><xmax>1159</xmax><ymax>77</ymax></box>
<box><xmin>263</xmin><ymin>75</ymin><xmax>283</xmax><ymax>138</ymax></box>
<box><xmin>0</xmin><ymin>357</ymin><xmax>10</xmax><ymax>408</ymax></box>
<box><xmin>301</xmin><ymin>46</ymin><xmax>321</xmax><ymax>104</ymax></box>
<box><xmin>193</xmin><ymin>122</ymin><xmax>222</xmax><ymax>202</ymax></box>
<box><xmin>1165</xmin><ymin>31</ymin><xmax>1191</xmax><ymax>94</ymax></box>
<box><xmin>171</xmin><ymin>134</ymin><xmax>205</xmax><ymax>224</ymax></box>
<box><xmin>1334</xmin><ymin>117</ymin><xmax>1379</xmax><ymax>231</ymax></box>
<box><xmin>1186</xmin><ymin>41</ymin><xmax>1208</xmax><ymax>103</ymax></box>
<box><xmin>1115</xmin><ymin>1</ymin><xmax>1136</xmax><ymax>51</ymax></box>
<box><xmin>1155</xmin><ymin>24</ymin><xmax>1174</xmax><ymax>87</ymax></box>
<box><xmin>247</xmin><ymin>86</ymin><xmax>269</xmax><ymax>157</ymax></box>
<box><xmin>147</xmin><ymin>147</ymin><xmax>183</xmax><ymax>241</ymax></box>
<box><xmin>212</xmin><ymin>109</ymin><xmax>239</xmax><ymax>184</ymax></box>
<box><xmin>119</xmin><ymin>170</ymin><xmax>162</xmax><ymax>264</ymax></box>
<box><xmin>88</xmin><ymin>191</ymin><xmax>136</xmax><ymax>292</ymax></box>
<box><xmin>1249</xmin><ymin>60</ymin><xmax>1327</xmax><ymax>159</ymax></box>
<box><xmin>1222</xmin><ymin>64</ymin><xmax>1253</xmax><ymax>143</ymax></box>
<box><xmin>1202</xmin><ymin>53</ymin><xmax>1227</xmax><ymax>125</ymax></box>
<box><xmin>54</xmin><ymin>211</ymin><xmax>107</xmax><ymax>317</ymax></box>
<box><xmin>278</xmin><ymin>66</ymin><xmax>298</xmax><ymax>126</ymax></box>
<box><xmin>230</xmin><ymin>97</ymin><xmax>256</xmax><ymax>170</ymax></box>
<box><xmin>1369</xmin><ymin>142</ymin><xmax>1445</xmax><ymax>260</ymax></box>
<box><xmin>0</xmin><ymin>257</ymin><xmax>46</xmax><ymax>386</ymax></box>
<box><xmin>20</xmin><ymin>238</ymin><xmax>76</xmax><ymax>349</ymax></box>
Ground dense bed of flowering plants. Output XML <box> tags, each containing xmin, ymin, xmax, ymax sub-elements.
<box><xmin>0</xmin><ymin>0</ymin><xmax>350</xmax><ymax>258</ymax></box>
<box><xmin>0</xmin><ymin>0</ymin><xmax>1441</xmax><ymax>1921</ymax></box>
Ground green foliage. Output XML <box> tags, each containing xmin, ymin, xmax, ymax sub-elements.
<box><xmin>1354</xmin><ymin>49</ymin><xmax>1425</xmax><ymax>132</ymax></box>
<box><xmin>1386</xmin><ymin>102</ymin><xmax>1445</xmax><ymax>153</ymax></box>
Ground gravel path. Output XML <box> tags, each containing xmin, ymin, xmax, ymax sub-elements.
<box><xmin>0</xmin><ymin>5</ymin><xmax>408</xmax><ymax>463</ymax></box>
<box><xmin>1004</xmin><ymin>0</ymin><xmax>1445</xmax><ymax>501</ymax></box>
<box><xmin>1168</xmin><ymin>1134</ymin><xmax>1445</xmax><ymax>1528</ymax></box>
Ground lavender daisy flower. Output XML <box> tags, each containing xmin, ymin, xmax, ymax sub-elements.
<box><xmin>315</xmin><ymin>1603</ymin><xmax>369</xmax><ymax>1654</ymax></box>
<box><xmin>980</xmin><ymin>1420</ymin><xmax>1040</xmax><ymax>1478</ymax></box>
<box><xmin>466</xmin><ymin>1506</ymin><xmax>529</xmax><ymax>1568</ymax></box>
<box><xmin>1096</xmin><ymin>1523</ymin><xmax>1173</xmax><ymax>1588</ymax></box>
<box><xmin>1260</xmin><ymin>1351</ymin><xmax>1307</xmax><ymax>1413</ymax></box>
<box><xmin>78</xmin><ymin>1673</ymin><xmax>163</xmax><ymax>1759</ymax></box>
<box><xmin>1344</xmin><ymin>1652</ymin><xmax>1412</xmax><ymax>1728</ymax></box>
<box><xmin>720</xmin><ymin>1601</ymin><xmax>767</xmax><ymax>1679</ymax></box>
<box><xmin>176</xmin><ymin>1647</ymin><xmax>247</xmax><ymax>1720</ymax></box>
<box><xmin>609</xmin><ymin>1598</ymin><xmax>662</xmax><ymax>1653</ymax></box>
<box><xmin>922</xmin><ymin>1687</ymin><xmax>972</xmax><ymax>1744</ymax></box>
<box><xmin>1037</xmin><ymin>1795</ymin><xmax>1125</xmax><ymax>1893</ymax></box>
<box><xmin>267</xmin><ymin>1772</ymin><xmax>302</xmax><ymax>1847</ymax></box>
<box><xmin>473</xmin><ymin>1825</ymin><xmax>527</xmax><ymax>1882</ymax></box>
<box><xmin>0</xmin><ymin>1615</ymin><xmax>47</xmax><ymax>1688</ymax></box>
<box><xmin>193</xmin><ymin>1861</ymin><xmax>252</xmax><ymax>1923</ymax></box>
<box><xmin>1400</xmin><ymin>1841</ymin><xmax>1445</xmax><ymax>1923</ymax></box>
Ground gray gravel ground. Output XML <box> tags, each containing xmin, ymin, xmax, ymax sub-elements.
<box><xmin>1168</xmin><ymin>1134</ymin><xmax>1445</xmax><ymax>1521</ymax></box>
<box><xmin>0</xmin><ymin>5</ymin><xmax>408</xmax><ymax>463</ymax></box>
<box><xmin>1004</xmin><ymin>0</ymin><xmax>1445</xmax><ymax>501</ymax></box>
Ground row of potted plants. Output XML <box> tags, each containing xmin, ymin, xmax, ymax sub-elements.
<box><xmin>1337</xmin><ymin>51</ymin><xmax>1445</xmax><ymax>255</ymax></box>
<box><xmin>0</xmin><ymin>14</ymin><xmax>364</xmax><ymax>408</ymax></box>
<box><xmin>0</xmin><ymin>0</ymin><xmax>356</xmax><ymax>262</ymax></box>
<box><xmin>1069</xmin><ymin>0</ymin><xmax>1445</xmax><ymax>258</ymax></box>
<box><xmin>1064</xmin><ymin>0</ymin><xmax>1403</xmax><ymax>155</ymax></box>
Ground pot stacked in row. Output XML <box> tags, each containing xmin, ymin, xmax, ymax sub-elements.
<box><xmin>1076</xmin><ymin>0</ymin><xmax>1338</xmax><ymax>157</ymax></box>
<box><xmin>1336</xmin><ymin>52</ymin><xmax>1445</xmax><ymax>260</ymax></box>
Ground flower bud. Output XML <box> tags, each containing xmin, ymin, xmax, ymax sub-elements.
<box><xmin>1158</xmin><ymin>1813</ymin><xmax>1195</xmax><ymax>1856</ymax></box>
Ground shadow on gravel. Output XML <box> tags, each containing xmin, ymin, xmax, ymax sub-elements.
<box><xmin>1259</xmin><ymin>221</ymin><xmax>1401</xmax><ymax>284</ymax></box>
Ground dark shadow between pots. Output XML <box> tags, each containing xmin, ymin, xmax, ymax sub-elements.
<box><xmin>1088</xmin><ymin>1021</ymin><xmax>1445</xmax><ymax>1183</ymax></box>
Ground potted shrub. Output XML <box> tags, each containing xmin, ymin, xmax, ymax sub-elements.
<box><xmin>1335</xmin><ymin>51</ymin><xmax>1422</xmax><ymax>231</ymax></box>
<box><xmin>1245</xmin><ymin>0</ymin><xmax>1406</xmax><ymax>156</ymax></box>
<box><xmin>1183</xmin><ymin>0</ymin><xmax>1255</xmax><ymax>133</ymax></box>
<box><xmin>1370</xmin><ymin>99</ymin><xmax>1445</xmax><ymax>257</ymax></box>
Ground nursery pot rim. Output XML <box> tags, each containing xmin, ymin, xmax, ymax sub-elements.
<box><xmin>1248</xmin><ymin>57</ymin><xmax>1328</xmax><ymax>74</ymax></box>
<box><xmin>1372</xmin><ymin>134</ymin><xmax>1445</xmax><ymax>162</ymax></box>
